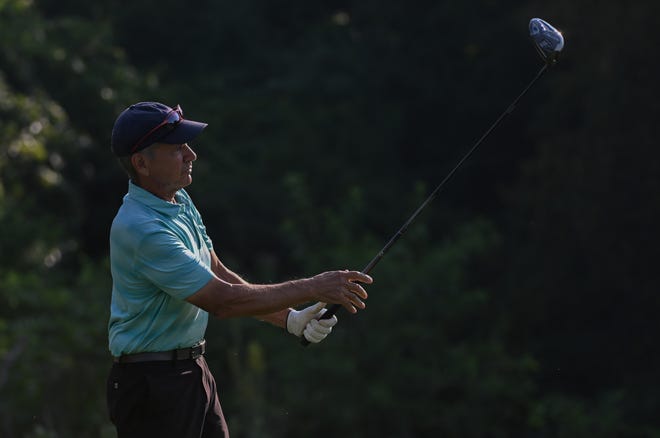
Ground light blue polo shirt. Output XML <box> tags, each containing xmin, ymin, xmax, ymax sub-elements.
<box><xmin>108</xmin><ymin>181</ymin><xmax>215</xmax><ymax>356</ymax></box>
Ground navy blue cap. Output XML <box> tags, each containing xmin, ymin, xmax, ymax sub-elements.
<box><xmin>111</xmin><ymin>102</ymin><xmax>208</xmax><ymax>156</ymax></box>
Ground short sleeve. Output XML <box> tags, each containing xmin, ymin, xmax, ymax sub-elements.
<box><xmin>136</xmin><ymin>230</ymin><xmax>215</xmax><ymax>300</ymax></box>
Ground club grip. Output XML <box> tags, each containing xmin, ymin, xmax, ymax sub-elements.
<box><xmin>299</xmin><ymin>304</ymin><xmax>341</xmax><ymax>346</ymax></box>
<box><xmin>300</xmin><ymin>262</ymin><xmax>377</xmax><ymax>347</ymax></box>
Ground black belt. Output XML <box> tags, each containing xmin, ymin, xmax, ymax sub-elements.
<box><xmin>113</xmin><ymin>340</ymin><xmax>206</xmax><ymax>363</ymax></box>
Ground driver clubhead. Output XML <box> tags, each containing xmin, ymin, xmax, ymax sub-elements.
<box><xmin>529</xmin><ymin>18</ymin><xmax>564</xmax><ymax>65</ymax></box>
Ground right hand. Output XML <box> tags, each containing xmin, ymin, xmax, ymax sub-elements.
<box><xmin>309</xmin><ymin>270</ymin><xmax>372</xmax><ymax>314</ymax></box>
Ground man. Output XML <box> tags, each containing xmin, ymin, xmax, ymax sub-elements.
<box><xmin>106</xmin><ymin>102</ymin><xmax>372</xmax><ymax>438</ymax></box>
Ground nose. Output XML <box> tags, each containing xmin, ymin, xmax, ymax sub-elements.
<box><xmin>183</xmin><ymin>143</ymin><xmax>197</xmax><ymax>162</ymax></box>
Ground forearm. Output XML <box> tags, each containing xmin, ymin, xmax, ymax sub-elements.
<box><xmin>224</xmin><ymin>275</ymin><xmax>293</xmax><ymax>323</ymax></box>
<box><xmin>188</xmin><ymin>277</ymin><xmax>314</xmax><ymax>319</ymax></box>
<box><xmin>208</xmin><ymin>249</ymin><xmax>292</xmax><ymax>326</ymax></box>
<box><xmin>221</xmin><ymin>280</ymin><xmax>314</xmax><ymax>318</ymax></box>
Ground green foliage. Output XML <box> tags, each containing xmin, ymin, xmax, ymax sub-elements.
<box><xmin>0</xmin><ymin>259</ymin><xmax>114</xmax><ymax>437</ymax></box>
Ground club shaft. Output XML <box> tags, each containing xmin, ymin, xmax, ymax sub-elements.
<box><xmin>301</xmin><ymin>63</ymin><xmax>549</xmax><ymax>346</ymax></box>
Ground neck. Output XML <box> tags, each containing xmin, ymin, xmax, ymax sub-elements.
<box><xmin>133</xmin><ymin>178</ymin><xmax>178</xmax><ymax>203</ymax></box>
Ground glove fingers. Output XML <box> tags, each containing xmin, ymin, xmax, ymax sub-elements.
<box><xmin>311</xmin><ymin>303</ymin><xmax>328</xmax><ymax>320</ymax></box>
<box><xmin>306</xmin><ymin>302</ymin><xmax>326</xmax><ymax>316</ymax></box>
<box><xmin>303</xmin><ymin>327</ymin><xmax>324</xmax><ymax>343</ymax></box>
<box><xmin>303</xmin><ymin>319</ymin><xmax>333</xmax><ymax>343</ymax></box>
<box><xmin>316</xmin><ymin>314</ymin><xmax>338</xmax><ymax>328</ymax></box>
<box><xmin>304</xmin><ymin>329</ymin><xmax>324</xmax><ymax>343</ymax></box>
<box><xmin>309</xmin><ymin>319</ymin><xmax>333</xmax><ymax>334</ymax></box>
<box><xmin>296</xmin><ymin>303</ymin><xmax>338</xmax><ymax>343</ymax></box>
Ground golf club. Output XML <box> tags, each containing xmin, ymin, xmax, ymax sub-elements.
<box><xmin>302</xmin><ymin>18</ymin><xmax>564</xmax><ymax>346</ymax></box>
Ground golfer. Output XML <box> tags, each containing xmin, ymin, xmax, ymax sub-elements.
<box><xmin>106</xmin><ymin>102</ymin><xmax>372</xmax><ymax>438</ymax></box>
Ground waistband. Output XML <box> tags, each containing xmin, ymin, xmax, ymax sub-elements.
<box><xmin>113</xmin><ymin>339</ymin><xmax>206</xmax><ymax>363</ymax></box>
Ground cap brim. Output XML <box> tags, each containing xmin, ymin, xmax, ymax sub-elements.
<box><xmin>160</xmin><ymin>119</ymin><xmax>208</xmax><ymax>145</ymax></box>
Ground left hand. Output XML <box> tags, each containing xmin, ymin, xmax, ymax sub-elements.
<box><xmin>286</xmin><ymin>302</ymin><xmax>338</xmax><ymax>344</ymax></box>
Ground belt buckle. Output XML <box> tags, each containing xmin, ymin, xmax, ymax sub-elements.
<box><xmin>190</xmin><ymin>339</ymin><xmax>205</xmax><ymax>360</ymax></box>
<box><xmin>173</xmin><ymin>340</ymin><xmax>205</xmax><ymax>360</ymax></box>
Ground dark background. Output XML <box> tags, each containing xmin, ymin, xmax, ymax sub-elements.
<box><xmin>1</xmin><ymin>0</ymin><xmax>659</xmax><ymax>436</ymax></box>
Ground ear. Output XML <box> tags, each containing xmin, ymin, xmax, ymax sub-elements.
<box><xmin>131</xmin><ymin>152</ymin><xmax>150</xmax><ymax>177</ymax></box>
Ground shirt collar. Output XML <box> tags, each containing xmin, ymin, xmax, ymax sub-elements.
<box><xmin>126</xmin><ymin>180</ymin><xmax>186</xmax><ymax>217</ymax></box>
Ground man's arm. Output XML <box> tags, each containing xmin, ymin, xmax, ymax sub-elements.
<box><xmin>208</xmin><ymin>249</ymin><xmax>289</xmax><ymax>327</ymax></box>
<box><xmin>208</xmin><ymin>249</ymin><xmax>248</xmax><ymax>285</ymax></box>
<box><xmin>187</xmin><ymin>249</ymin><xmax>372</xmax><ymax>322</ymax></box>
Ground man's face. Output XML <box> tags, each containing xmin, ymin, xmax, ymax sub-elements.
<box><xmin>140</xmin><ymin>142</ymin><xmax>197</xmax><ymax>194</ymax></box>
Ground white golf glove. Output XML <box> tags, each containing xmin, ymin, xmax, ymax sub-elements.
<box><xmin>286</xmin><ymin>302</ymin><xmax>338</xmax><ymax>344</ymax></box>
